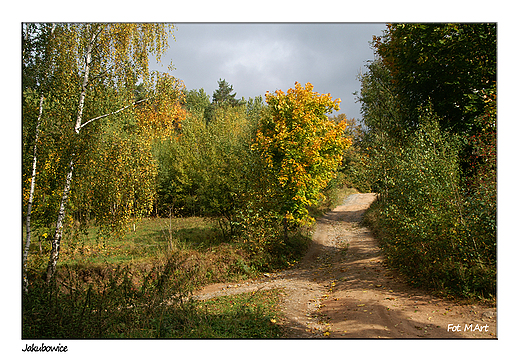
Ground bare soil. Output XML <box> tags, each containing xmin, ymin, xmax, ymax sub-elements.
<box><xmin>192</xmin><ymin>193</ymin><xmax>497</xmax><ymax>338</ymax></box>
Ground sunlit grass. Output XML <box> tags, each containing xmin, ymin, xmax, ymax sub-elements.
<box><xmin>48</xmin><ymin>216</ymin><xmax>220</xmax><ymax>267</ymax></box>
<box><xmin>172</xmin><ymin>289</ymin><xmax>285</xmax><ymax>338</ymax></box>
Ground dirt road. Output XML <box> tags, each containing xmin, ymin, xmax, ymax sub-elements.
<box><xmin>193</xmin><ymin>193</ymin><xmax>497</xmax><ymax>338</ymax></box>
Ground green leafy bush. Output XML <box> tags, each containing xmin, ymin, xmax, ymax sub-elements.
<box><xmin>358</xmin><ymin>24</ymin><xmax>496</xmax><ymax>300</ymax></box>
<box><xmin>364</xmin><ymin>108</ymin><xmax>495</xmax><ymax>298</ymax></box>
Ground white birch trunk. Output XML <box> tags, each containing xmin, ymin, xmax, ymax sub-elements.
<box><xmin>45</xmin><ymin>156</ymin><xmax>75</xmax><ymax>282</ymax></box>
<box><xmin>43</xmin><ymin>27</ymin><xmax>144</xmax><ymax>282</ymax></box>
<box><xmin>45</xmin><ymin>31</ymin><xmax>94</xmax><ymax>283</ymax></box>
<box><xmin>24</xmin><ymin>24</ymin><xmax>56</xmax><ymax>291</ymax></box>
<box><xmin>23</xmin><ymin>94</ymin><xmax>44</xmax><ymax>292</ymax></box>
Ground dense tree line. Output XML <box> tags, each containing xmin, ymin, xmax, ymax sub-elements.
<box><xmin>357</xmin><ymin>23</ymin><xmax>496</xmax><ymax>298</ymax></box>
<box><xmin>156</xmin><ymin>81</ymin><xmax>348</xmax><ymax>253</ymax></box>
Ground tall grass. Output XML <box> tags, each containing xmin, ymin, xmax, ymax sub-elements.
<box><xmin>23</xmin><ymin>256</ymin><xmax>283</xmax><ymax>338</ymax></box>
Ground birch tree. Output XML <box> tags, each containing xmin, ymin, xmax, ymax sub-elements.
<box><xmin>22</xmin><ymin>94</ymin><xmax>44</xmax><ymax>292</ymax></box>
<box><xmin>69</xmin><ymin>74</ymin><xmax>186</xmax><ymax>234</ymax></box>
<box><xmin>22</xmin><ymin>23</ymin><xmax>57</xmax><ymax>292</ymax></box>
<box><xmin>21</xmin><ymin>23</ymin><xmax>175</xmax><ymax>283</ymax></box>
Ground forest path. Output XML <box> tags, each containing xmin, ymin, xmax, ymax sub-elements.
<box><xmin>192</xmin><ymin>193</ymin><xmax>496</xmax><ymax>338</ymax></box>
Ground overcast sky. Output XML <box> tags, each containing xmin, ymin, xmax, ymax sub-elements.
<box><xmin>151</xmin><ymin>23</ymin><xmax>388</xmax><ymax>120</ymax></box>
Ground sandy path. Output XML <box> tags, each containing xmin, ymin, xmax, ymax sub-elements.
<box><xmin>192</xmin><ymin>193</ymin><xmax>497</xmax><ymax>338</ymax></box>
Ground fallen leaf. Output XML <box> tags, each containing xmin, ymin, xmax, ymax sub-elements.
<box><xmin>323</xmin><ymin>331</ymin><xmax>330</xmax><ymax>337</ymax></box>
<box><xmin>357</xmin><ymin>304</ymin><xmax>366</xmax><ymax>307</ymax></box>
<box><xmin>270</xmin><ymin>318</ymin><xmax>276</xmax><ymax>323</ymax></box>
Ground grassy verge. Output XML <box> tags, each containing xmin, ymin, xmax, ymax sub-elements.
<box><xmin>175</xmin><ymin>289</ymin><xmax>284</xmax><ymax>338</ymax></box>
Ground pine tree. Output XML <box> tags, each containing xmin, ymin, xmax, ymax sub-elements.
<box><xmin>212</xmin><ymin>78</ymin><xmax>242</xmax><ymax>106</ymax></box>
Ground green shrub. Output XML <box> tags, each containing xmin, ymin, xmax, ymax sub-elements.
<box><xmin>365</xmin><ymin>107</ymin><xmax>495</xmax><ymax>299</ymax></box>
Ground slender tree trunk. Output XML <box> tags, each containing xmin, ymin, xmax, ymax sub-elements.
<box><xmin>23</xmin><ymin>94</ymin><xmax>44</xmax><ymax>292</ymax></box>
<box><xmin>168</xmin><ymin>206</ymin><xmax>173</xmax><ymax>251</ymax></box>
<box><xmin>24</xmin><ymin>24</ymin><xmax>57</xmax><ymax>289</ymax></box>
<box><xmin>45</xmin><ymin>31</ymin><xmax>94</xmax><ymax>283</ymax></box>
<box><xmin>45</xmin><ymin>156</ymin><xmax>75</xmax><ymax>282</ymax></box>
<box><xmin>283</xmin><ymin>213</ymin><xmax>288</xmax><ymax>244</ymax></box>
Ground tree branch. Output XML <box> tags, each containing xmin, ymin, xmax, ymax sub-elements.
<box><xmin>78</xmin><ymin>98</ymin><xmax>148</xmax><ymax>131</ymax></box>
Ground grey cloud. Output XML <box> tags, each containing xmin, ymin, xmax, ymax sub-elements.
<box><xmin>155</xmin><ymin>23</ymin><xmax>387</xmax><ymax>120</ymax></box>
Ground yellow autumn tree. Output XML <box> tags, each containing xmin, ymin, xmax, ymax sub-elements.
<box><xmin>254</xmin><ymin>82</ymin><xmax>350</xmax><ymax>231</ymax></box>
